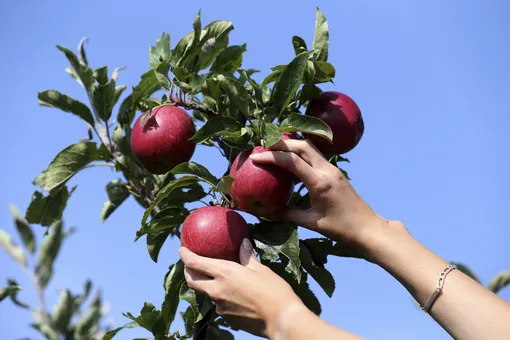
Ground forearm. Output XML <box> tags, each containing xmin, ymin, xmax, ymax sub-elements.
<box><xmin>364</xmin><ymin>221</ymin><xmax>510</xmax><ymax>340</ymax></box>
<box><xmin>266</xmin><ymin>303</ymin><xmax>363</xmax><ymax>340</ymax></box>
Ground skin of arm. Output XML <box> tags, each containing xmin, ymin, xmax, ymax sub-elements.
<box><xmin>180</xmin><ymin>138</ymin><xmax>510</xmax><ymax>340</ymax></box>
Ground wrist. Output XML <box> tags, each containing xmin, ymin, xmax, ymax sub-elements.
<box><xmin>264</xmin><ymin>300</ymin><xmax>309</xmax><ymax>339</ymax></box>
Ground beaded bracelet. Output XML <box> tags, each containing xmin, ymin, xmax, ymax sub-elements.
<box><xmin>421</xmin><ymin>264</ymin><xmax>457</xmax><ymax>313</ymax></box>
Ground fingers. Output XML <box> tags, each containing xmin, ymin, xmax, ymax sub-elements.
<box><xmin>280</xmin><ymin>208</ymin><xmax>318</xmax><ymax>230</ymax></box>
<box><xmin>179</xmin><ymin>247</ymin><xmax>223</xmax><ymax>278</ymax></box>
<box><xmin>250</xmin><ymin>150</ymin><xmax>320</xmax><ymax>187</ymax></box>
<box><xmin>184</xmin><ymin>267</ymin><xmax>214</xmax><ymax>292</ymax></box>
<box><xmin>239</xmin><ymin>238</ymin><xmax>260</xmax><ymax>268</ymax></box>
<box><xmin>266</xmin><ymin>139</ymin><xmax>326</xmax><ymax>168</ymax></box>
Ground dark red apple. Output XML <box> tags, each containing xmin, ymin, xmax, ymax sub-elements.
<box><xmin>130</xmin><ymin>105</ymin><xmax>196</xmax><ymax>174</ymax></box>
<box><xmin>303</xmin><ymin>91</ymin><xmax>364</xmax><ymax>155</ymax></box>
<box><xmin>181</xmin><ymin>206</ymin><xmax>249</xmax><ymax>262</ymax></box>
<box><xmin>229</xmin><ymin>146</ymin><xmax>294</xmax><ymax>218</ymax></box>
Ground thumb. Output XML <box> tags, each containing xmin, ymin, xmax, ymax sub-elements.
<box><xmin>239</xmin><ymin>238</ymin><xmax>259</xmax><ymax>268</ymax></box>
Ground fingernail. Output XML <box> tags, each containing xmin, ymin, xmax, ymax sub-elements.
<box><xmin>249</xmin><ymin>154</ymin><xmax>262</xmax><ymax>160</ymax></box>
<box><xmin>242</xmin><ymin>238</ymin><xmax>252</xmax><ymax>250</ymax></box>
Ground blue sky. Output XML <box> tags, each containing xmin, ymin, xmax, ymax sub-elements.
<box><xmin>1</xmin><ymin>0</ymin><xmax>509</xmax><ymax>339</ymax></box>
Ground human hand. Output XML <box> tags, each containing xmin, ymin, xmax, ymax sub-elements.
<box><xmin>179</xmin><ymin>238</ymin><xmax>304</xmax><ymax>338</ymax></box>
<box><xmin>249</xmin><ymin>139</ymin><xmax>389</xmax><ymax>253</ymax></box>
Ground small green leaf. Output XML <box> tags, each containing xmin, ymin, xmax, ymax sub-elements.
<box><xmin>51</xmin><ymin>289</ymin><xmax>74</xmax><ymax>333</ymax></box>
<box><xmin>136</xmin><ymin>207</ymin><xmax>187</xmax><ymax>240</ymax></box>
<box><xmin>132</xmin><ymin>66</ymin><xmax>169</xmax><ymax>110</ymax></box>
<box><xmin>161</xmin><ymin>261</ymin><xmax>185</xmax><ymax>331</ymax></box>
<box><xmin>300</xmin><ymin>243</ymin><xmax>335</xmax><ymax>297</ymax></box>
<box><xmin>142</xmin><ymin>176</ymin><xmax>201</xmax><ymax>225</ymax></box>
<box><xmin>78</xmin><ymin>37</ymin><xmax>89</xmax><ymax>65</ymax></box>
<box><xmin>75</xmin><ymin>280</ymin><xmax>93</xmax><ymax>306</ymax></box>
<box><xmin>92</xmin><ymin>78</ymin><xmax>117</xmax><ymax>122</ymax></box>
<box><xmin>312</xmin><ymin>8</ymin><xmax>329</xmax><ymax>62</ymax></box>
<box><xmin>260</xmin><ymin>71</ymin><xmax>280</xmax><ymax>89</ymax></box>
<box><xmin>5</xmin><ymin>278</ymin><xmax>28</xmax><ymax>308</ymax></box>
<box><xmin>0</xmin><ymin>229</ymin><xmax>26</xmax><ymax>267</ymax></box>
<box><xmin>117</xmin><ymin>94</ymin><xmax>135</xmax><ymax>126</ymax></box>
<box><xmin>198</xmin><ymin>20</ymin><xmax>234</xmax><ymax>70</ymax></box>
<box><xmin>114</xmin><ymin>85</ymin><xmax>127</xmax><ymax>106</ymax></box>
<box><xmin>292</xmin><ymin>36</ymin><xmax>308</xmax><ymax>55</ymax></box>
<box><xmin>123</xmin><ymin>302</ymin><xmax>166</xmax><ymax>336</ymax></box>
<box><xmin>216</xmin><ymin>176</ymin><xmax>234</xmax><ymax>194</ymax></box>
<box><xmin>272</xmin><ymin>51</ymin><xmax>313</xmax><ymax>114</ymax></box>
<box><xmin>146</xmin><ymin>231</ymin><xmax>170</xmax><ymax>263</ymax></box>
<box><xmin>171</xmin><ymin>162</ymin><xmax>219</xmax><ymax>185</ymax></box>
<box><xmin>57</xmin><ymin>45</ymin><xmax>94</xmax><ymax>89</ymax></box>
<box><xmin>9</xmin><ymin>204</ymin><xmax>36</xmax><ymax>254</ymax></box>
<box><xmin>210</xmin><ymin>44</ymin><xmax>246</xmax><ymax>74</ymax></box>
<box><xmin>38</xmin><ymin>90</ymin><xmax>95</xmax><ymax>127</ymax></box>
<box><xmin>101</xmin><ymin>179</ymin><xmax>130</xmax><ymax>222</ymax></box>
<box><xmin>189</xmin><ymin>74</ymin><xmax>206</xmax><ymax>94</ymax></box>
<box><xmin>488</xmin><ymin>269</ymin><xmax>510</xmax><ymax>294</ymax></box>
<box><xmin>0</xmin><ymin>283</ymin><xmax>22</xmax><ymax>302</ymax></box>
<box><xmin>179</xmin><ymin>282</ymin><xmax>214</xmax><ymax>324</ymax></box>
<box><xmin>207</xmin><ymin>326</ymin><xmax>235</xmax><ymax>340</ymax></box>
<box><xmin>94</xmin><ymin>66</ymin><xmax>109</xmax><ymax>85</ymax></box>
<box><xmin>451</xmin><ymin>262</ymin><xmax>481</xmax><ymax>284</ymax></box>
<box><xmin>31</xmin><ymin>323</ymin><xmax>60</xmax><ymax>340</ymax></box>
<box><xmin>216</xmin><ymin>74</ymin><xmax>253</xmax><ymax>119</ymax></box>
<box><xmin>75</xmin><ymin>293</ymin><xmax>102</xmax><ymax>340</ymax></box>
<box><xmin>102</xmin><ymin>321</ymin><xmax>138</xmax><ymax>340</ymax></box>
<box><xmin>112</xmin><ymin>125</ymin><xmax>133</xmax><ymax>158</ymax></box>
<box><xmin>238</xmin><ymin>69</ymin><xmax>263</xmax><ymax>104</ymax></box>
<box><xmin>189</xmin><ymin>116</ymin><xmax>243</xmax><ymax>143</ymax></box>
<box><xmin>299</xmin><ymin>83</ymin><xmax>322</xmax><ymax>103</ymax></box>
<box><xmin>112</xmin><ymin>66</ymin><xmax>126</xmax><ymax>81</ymax></box>
<box><xmin>36</xmin><ymin>220</ymin><xmax>64</xmax><ymax>288</ymax></box>
<box><xmin>150</xmin><ymin>32</ymin><xmax>171</xmax><ymax>69</ymax></box>
<box><xmin>33</xmin><ymin>142</ymin><xmax>110</xmax><ymax>193</ymax></box>
<box><xmin>25</xmin><ymin>187</ymin><xmax>71</xmax><ymax>227</ymax></box>
<box><xmin>280</xmin><ymin>113</ymin><xmax>333</xmax><ymax>142</ymax></box>
<box><xmin>313</xmin><ymin>61</ymin><xmax>335</xmax><ymax>83</ymax></box>
<box><xmin>251</xmin><ymin>222</ymin><xmax>301</xmax><ymax>283</ymax></box>
<box><xmin>263</xmin><ymin>123</ymin><xmax>283</xmax><ymax>148</ymax></box>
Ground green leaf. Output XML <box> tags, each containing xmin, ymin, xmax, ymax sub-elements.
<box><xmin>114</xmin><ymin>85</ymin><xmax>127</xmax><ymax>106</ymax></box>
<box><xmin>263</xmin><ymin>122</ymin><xmax>283</xmax><ymax>148</ymax></box>
<box><xmin>312</xmin><ymin>8</ymin><xmax>329</xmax><ymax>62</ymax></box>
<box><xmin>78</xmin><ymin>37</ymin><xmax>89</xmax><ymax>65</ymax></box>
<box><xmin>451</xmin><ymin>262</ymin><xmax>481</xmax><ymax>284</ymax></box>
<box><xmin>147</xmin><ymin>231</ymin><xmax>170</xmax><ymax>263</ymax></box>
<box><xmin>280</xmin><ymin>113</ymin><xmax>333</xmax><ymax>142</ymax></box>
<box><xmin>260</xmin><ymin>71</ymin><xmax>280</xmax><ymax>89</ymax></box>
<box><xmin>210</xmin><ymin>44</ymin><xmax>246</xmax><ymax>74</ymax></box>
<box><xmin>488</xmin><ymin>269</ymin><xmax>510</xmax><ymax>294</ymax></box>
<box><xmin>75</xmin><ymin>279</ymin><xmax>93</xmax><ymax>306</ymax></box>
<box><xmin>198</xmin><ymin>20</ymin><xmax>234</xmax><ymax>70</ymax></box>
<box><xmin>189</xmin><ymin>74</ymin><xmax>206</xmax><ymax>94</ymax></box>
<box><xmin>272</xmin><ymin>51</ymin><xmax>313</xmax><ymax>114</ymax></box>
<box><xmin>136</xmin><ymin>207</ymin><xmax>187</xmax><ymax>240</ymax></box>
<box><xmin>38</xmin><ymin>90</ymin><xmax>95</xmax><ymax>127</ymax></box>
<box><xmin>102</xmin><ymin>321</ymin><xmax>138</xmax><ymax>340</ymax></box>
<box><xmin>31</xmin><ymin>323</ymin><xmax>60</xmax><ymax>340</ymax></box>
<box><xmin>25</xmin><ymin>187</ymin><xmax>71</xmax><ymax>227</ymax></box>
<box><xmin>51</xmin><ymin>289</ymin><xmax>74</xmax><ymax>333</ymax></box>
<box><xmin>179</xmin><ymin>282</ymin><xmax>214</xmax><ymax>324</ymax></box>
<box><xmin>150</xmin><ymin>32</ymin><xmax>171</xmax><ymax>69</ymax></box>
<box><xmin>300</xmin><ymin>243</ymin><xmax>335</xmax><ymax>297</ymax></box>
<box><xmin>216</xmin><ymin>74</ymin><xmax>253</xmax><ymax>118</ymax></box>
<box><xmin>101</xmin><ymin>179</ymin><xmax>130</xmax><ymax>222</ymax></box>
<box><xmin>132</xmin><ymin>67</ymin><xmax>169</xmax><ymax>109</ymax></box>
<box><xmin>36</xmin><ymin>220</ymin><xmax>64</xmax><ymax>288</ymax></box>
<box><xmin>123</xmin><ymin>302</ymin><xmax>166</xmax><ymax>336</ymax></box>
<box><xmin>142</xmin><ymin>176</ymin><xmax>201</xmax><ymax>225</ymax></box>
<box><xmin>9</xmin><ymin>204</ymin><xmax>36</xmax><ymax>254</ymax></box>
<box><xmin>216</xmin><ymin>176</ymin><xmax>234</xmax><ymax>194</ymax></box>
<box><xmin>238</xmin><ymin>69</ymin><xmax>263</xmax><ymax>104</ymax></box>
<box><xmin>117</xmin><ymin>94</ymin><xmax>135</xmax><ymax>126</ymax></box>
<box><xmin>313</xmin><ymin>61</ymin><xmax>335</xmax><ymax>83</ymax></box>
<box><xmin>299</xmin><ymin>83</ymin><xmax>322</xmax><ymax>103</ymax></box>
<box><xmin>75</xmin><ymin>293</ymin><xmax>102</xmax><ymax>340</ymax></box>
<box><xmin>57</xmin><ymin>45</ymin><xmax>94</xmax><ymax>89</ymax></box>
<box><xmin>171</xmin><ymin>162</ymin><xmax>219</xmax><ymax>185</ymax></box>
<box><xmin>0</xmin><ymin>229</ymin><xmax>26</xmax><ymax>267</ymax></box>
<box><xmin>189</xmin><ymin>116</ymin><xmax>243</xmax><ymax>143</ymax></box>
<box><xmin>6</xmin><ymin>278</ymin><xmax>28</xmax><ymax>308</ymax></box>
<box><xmin>181</xmin><ymin>306</ymin><xmax>195</xmax><ymax>336</ymax></box>
<box><xmin>267</xmin><ymin>262</ymin><xmax>321</xmax><ymax>315</ymax></box>
<box><xmin>94</xmin><ymin>66</ymin><xmax>109</xmax><ymax>85</ymax></box>
<box><xmin>161</xmin><ymin>261</ymin><xmax>185</xmax><ymax>331</ymax></box>
<box><xmin>0</xmin><ymin>283</ymin><xmax>22</xmax><ymax>302</ymax></box>
<box><xmin>251</xmin><ymin>222</ymin><xmax>301</xmax><ymax>283</ymax></box>
<box><xmin>292</xmin><ymin>36</ymin><xmax>308</xmax><ymax>55</ymax></box>
<box><xmin>112</xmin><ymin>125</ymin><xmax>133</xmax><ymax>159</ymax></box>
<box><xmin>33</xmin><ymin>142</ymin><xmax>110</xmax><ymax>193</ymax></box>
<box><xmin>92</xmin><ymin>78</ymin><xmax>117</xmax><ymax>122</ymax></box>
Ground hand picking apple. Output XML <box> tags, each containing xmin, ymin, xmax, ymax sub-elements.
<box><xmin>180</xmin><ymin>140</ymin><xmax>510</xmax><ymax>339</ymax></box>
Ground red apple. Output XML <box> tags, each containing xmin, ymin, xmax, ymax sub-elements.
<box><xmin>229</xmin><ymin>146</ymin><xmax>294</xmax><ymax>218</ymax></box>
<box><xmin>130</xmin><ymin>105</ymin><xmax>196</xmax><ymax>174</ymax></box>
<box><xmin>181</xmin><ymin>206</ymin><xmax>249</xmax><ymax>262</ymax></box>
<box><xmin>303</xmin><ymin>91</ymin><xmax>364</xmax><ymax>155</ymax></box>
